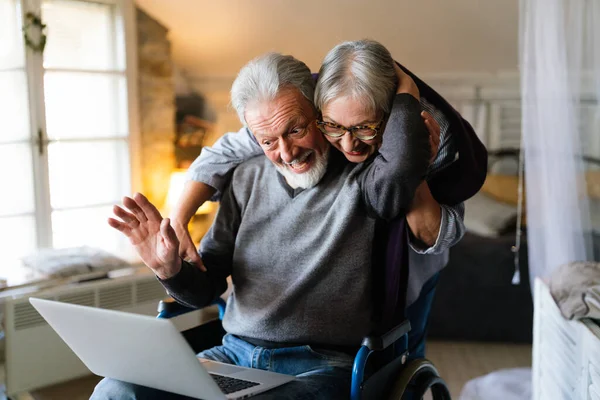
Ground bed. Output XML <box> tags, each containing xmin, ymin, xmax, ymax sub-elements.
<box><xmin>428</xmin><ymin>150</ymin><xmax>600</xmax><ymax>343</ymax></box>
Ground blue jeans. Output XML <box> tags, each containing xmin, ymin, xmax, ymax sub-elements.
<box><xmin>405</xmin><ymin>272</ymin><xmax>440</xmax><ymax>361</ymax></box>
<box><xmin>90</xmin><ymin>334</ymin><xmax>353</xmax><ymax>399</ymax></box>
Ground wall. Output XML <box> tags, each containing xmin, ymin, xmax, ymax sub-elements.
<box><xmin>189</xmin><ymin>72</ymin><xmax>523</xmax><ymax>142</ymax></box>
<box><xmin>136</xmin><ymin>8</ymin><xmax>176</xmax><ymax>207</ymax></box>
<box><xmin>135</xmin><ymin>0</ymin><xmax>519</xmax><ymax>78</ymax></box>
<box><xmin>133</xmin><ymin>0</ymin><xmax>523</xmax><ymax>148</ymax></box>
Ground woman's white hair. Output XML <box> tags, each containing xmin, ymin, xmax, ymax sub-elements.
<box><xmin>315</xmin><ymin>39</ymin><xmax>397</xmax><ymax>115</ymax></box>
<box><xmin>231</xmin><ymin>52</ymin><xmax>315</xmax><ymax>125</ymax></box>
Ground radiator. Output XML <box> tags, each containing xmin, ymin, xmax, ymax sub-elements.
<box><xmin>4</xmin><ymin>269</ymin><xmax>205</xmax><ymax>396</ymax></box>
<box><xmin>533</xmin><ymin>279</ymin><xmax>600</xmax><ymax>400</ymax></box>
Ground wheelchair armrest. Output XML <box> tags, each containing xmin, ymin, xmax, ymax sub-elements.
<box><xmin>157</xmin><ymin>297</ymin><xmax>227</xmax><ymax>320</ymax></box>
<box><xmin>361</xmin><ymin>320</ymin><xmax>411</xmax><ymax>351</ymax></box>
<box><xmin>157</xmin><ymin>298</ymin><xmax>197</xmax><ymax>318</ymax></box>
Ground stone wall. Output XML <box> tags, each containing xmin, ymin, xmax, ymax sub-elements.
<box><xmin>136</xmin><ymin>8</ymin><xmax>176</xmax><ymax>207</ymax></box>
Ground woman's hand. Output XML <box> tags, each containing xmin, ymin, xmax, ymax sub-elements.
<box><xmin>169</xmin><ymin>180</ymin><xmax>217</xmax><ymax>272</ymax></box>
<box><xmin>421</xmin><ymin>111</ymin><xmax>441</xmax><ymax>164</ymax></box>
<box><xmin>406</xmin><ymin>182</ymin><xmax>441</xmax><ymax>247</ymax></box>
<box><xmin>172</xmin><ymin>222</ymin><xmax>206</xmax><ymax>271</ymax></box>
<box><xmin>395</xmin><ymin>63</ymin><xmax>420</xmax><ymax>100</ymax></box>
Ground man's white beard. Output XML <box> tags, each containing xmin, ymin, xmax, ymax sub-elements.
<box><xmin>276</xmin><ymin>150</ymin><xmax>329</xmax><ymax>189</ymax></box>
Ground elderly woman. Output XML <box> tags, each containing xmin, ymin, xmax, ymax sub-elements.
<box><xmin>170</xmin><ymin>40</ymin><xmax>486</xmax><ymax>359</ymax></box>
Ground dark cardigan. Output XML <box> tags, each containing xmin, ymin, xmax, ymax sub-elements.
<box><xmin>379</xmin><ymin>64</ymin><xmax>488</xmax><ymax>331</ymax></box>
<box><xmin>398</xmin><ymin>63</ymin><xmax>488</xmax><ymax>205</ymax></box>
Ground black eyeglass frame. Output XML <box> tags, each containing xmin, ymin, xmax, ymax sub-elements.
<box><xmin>316</xmin><ymin>120</ymin><xmax>384</xmax><ymax>141</ymax></box>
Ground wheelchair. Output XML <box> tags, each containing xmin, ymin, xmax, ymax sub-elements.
<box><xmin>157</xmin><ymin>297</ymin><xmax>451</xmax><ymax>400</ymax></box>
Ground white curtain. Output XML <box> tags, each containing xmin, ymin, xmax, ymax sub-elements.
<box><xmin>460</xmin><ymin>3</ymin><xmax>599</xmax><ymax>399</ymax></box>
<box><xmin>520</xmin><ymin>0</ymin><xmax>600</xmax><ymax>280</ymax></box>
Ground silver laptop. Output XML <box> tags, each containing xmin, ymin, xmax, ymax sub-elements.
<box><xmin>29</xmin><ymin>298</ymin><xmax>294</xmax><ymax>400</ymax></box>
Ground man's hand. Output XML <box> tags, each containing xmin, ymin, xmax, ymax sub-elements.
<box><xmin>108</xmin><ymin>193</ymin><xmax>182</xmax><ymax>280</ymax></box>
<box><xmin>421</xmin><ymin>111</ymin><xmax>441</xmax><ymax>164</ymax></box>
<box><xmin>395</xmin><ymin>63</ymin><xmax>420</xmax><ymax>100</ymax></box>
<box><xmin>172</xmin><ymin>222</ymin><xmax>206</xmax><ymax>271</ymax></box>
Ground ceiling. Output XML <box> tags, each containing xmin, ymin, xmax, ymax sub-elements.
<box><xmin>135</xmin><ymin>0</ymin><xmax>520</xmax><ymax>79</ymax></box>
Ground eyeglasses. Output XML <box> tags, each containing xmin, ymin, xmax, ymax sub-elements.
<box><xmin>316</xmin><ymin>120</ymin><xmax>383</xmax><ymax>141</ymax></box>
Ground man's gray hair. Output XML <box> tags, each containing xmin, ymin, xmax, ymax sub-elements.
<box><xmin>231</xmin><ymin>52</ymin><xmax>315</xmax><ymax>125</ymax></box>
<box><xmin>315</xmin><ymin>39</ymin><xmax>397</xmax><ymax>115</ymax></box>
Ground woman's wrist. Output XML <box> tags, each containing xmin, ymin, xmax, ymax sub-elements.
<box><xmin>169</xmin><ymin>214</ymin><xmax>190</xmax><ymax>230</ymax></box>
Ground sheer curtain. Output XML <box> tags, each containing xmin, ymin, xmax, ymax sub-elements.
<box><xmin>520</xmin><ymin>0</ymin><xmax>600</xmax><ymax>281</ymax></box>
<box><xmin>459</xmin><ymin>3</ymin><xmax>599</xmax><ymax>399</ymax></box>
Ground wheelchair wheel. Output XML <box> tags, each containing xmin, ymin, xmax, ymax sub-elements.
<box><xmin>386</xmin><ymin>359</ymin><xmax>451</xmax><ymax>400</ymax></box>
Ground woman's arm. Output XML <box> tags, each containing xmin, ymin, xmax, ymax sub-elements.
<box><xmin>162</xmin><ymin>164</ymin><xmax>244</xmax><ymax>308</ymax></box>
<box><xmin>406</xmin><ymin>183</ymin><xmax>466</xmax><ymax>254</ymax></box>
<box><xmin>359</xmin><ymin>68</ymin><xmax>431</xmax><ymax>220</ymax></box>
<box><xmin>170</xmin><ymin>181</ymin><xmax>218</xmax><ymax>269</ymax></box>
<box><xmin>406</xmin><ymin>112</ymin><xmax>465</xmax><ymax>253</ymax></box>
<box><xmin>170</xmin><ymin>127</ymin><xmax>263</xmax><ymax>268</ymax></box>
<box><xmin>184</xmin><ymin>127</ymin><xmax>263</xmax><ymax>197</ymax></box>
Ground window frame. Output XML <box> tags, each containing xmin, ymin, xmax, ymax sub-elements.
<box><xmin>7</xmin><ymin>0</ymin><xmax>140</xmax><ymax>269</ymax></box>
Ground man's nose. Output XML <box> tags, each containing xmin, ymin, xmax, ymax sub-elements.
<box><xmin>279</xmin><ymin>137</ymin><xmax>296</xmax><ymax>163</ymax></box>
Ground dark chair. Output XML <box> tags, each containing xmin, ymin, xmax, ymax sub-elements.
<box><xmin>157</xmin><ymin>298</ymin><xmax>451</xmax><ymax>400</ymax></box>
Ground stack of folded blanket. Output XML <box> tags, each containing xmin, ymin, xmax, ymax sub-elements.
<box><xmin>22</xmin><ymin>246</ymin><xmax>128</xmax><ymax>279</ymax></box>
<box><xmin>549</xmin><ymin>261</ymin><xmax>600</xmax><ymax>320</ymax></box>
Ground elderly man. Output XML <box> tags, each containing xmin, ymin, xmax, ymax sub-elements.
<box><xmin>92</xmin><ymin>52</ymin><xmax>432</xmax><ymax>399</ymax></box>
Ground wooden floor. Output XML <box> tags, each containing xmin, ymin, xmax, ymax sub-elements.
<box><xmin>10</xmin><ymin>341</ymin><xmax>532</xmax><ymax>400</ymax></box>
<box><xmin>427</xmin><ymin>341</ymin><xmax>532</xmax><ymax>398</ymax></box>
<box><xmin>29</xmin><ymin>375</ymin><xmax>102</xmax><ymax>400</ymax></box>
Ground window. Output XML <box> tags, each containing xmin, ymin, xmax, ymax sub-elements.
<box><xmin>0</xmin><ymin>0</ymin><xmax>138</xmax><ymax>282</ymax></box>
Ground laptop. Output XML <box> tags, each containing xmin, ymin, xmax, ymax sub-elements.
<box><xmin>29</xmin><ymin>298</ymin><xmax>294</xmax><ymax>400</ymax></box>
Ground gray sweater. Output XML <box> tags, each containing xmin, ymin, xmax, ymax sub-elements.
<box><xmin>185</xmin><ymin>95</ymin><xmax>466</xmax><ymax>306</ymax></box>
<box><xmin>161</xmin><ymin>94</ymin><xmax>430</xmax><ymax>346</ymax></box>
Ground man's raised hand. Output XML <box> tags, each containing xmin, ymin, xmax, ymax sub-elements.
<box><xmin>108</xmin><ymin>193</ymin><xmax>181</xmax><ymax>280</ymax></box>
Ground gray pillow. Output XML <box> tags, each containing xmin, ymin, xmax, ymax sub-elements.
<box><xmin>549</xmin><ymin>261</ymin><xmax>600</xmax><ymax>320</ymax></box>
<box><xmin>464</xmin><ymin>193</ymin><xmax>519</xmax><ymax>237</ymax></box>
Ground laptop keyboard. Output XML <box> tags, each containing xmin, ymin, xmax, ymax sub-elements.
<box><xmin>209</xmin><ymin>373</ymin><xmax>260</xmax><ymax>394</ymax></box>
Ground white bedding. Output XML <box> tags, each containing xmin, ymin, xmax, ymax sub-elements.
<box><xmin>21</xmin><ymin>246</ymin><xmax>128</xmax><ymax>278</ymax></box>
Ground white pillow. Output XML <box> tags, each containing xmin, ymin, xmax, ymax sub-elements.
<box><xmin>459</xmin><ymin>368</ymin><xmax>531</xmax><ymax>400</ymax></box>
<box><xmin>22</xmin><ymin>246</ymin><xmax>127</xmax><ymax>278</ymax></box>
<box><xmin>464</xmin><ymin>192</ymin><xmax>518</xmax><ymax>237</ymax></box>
